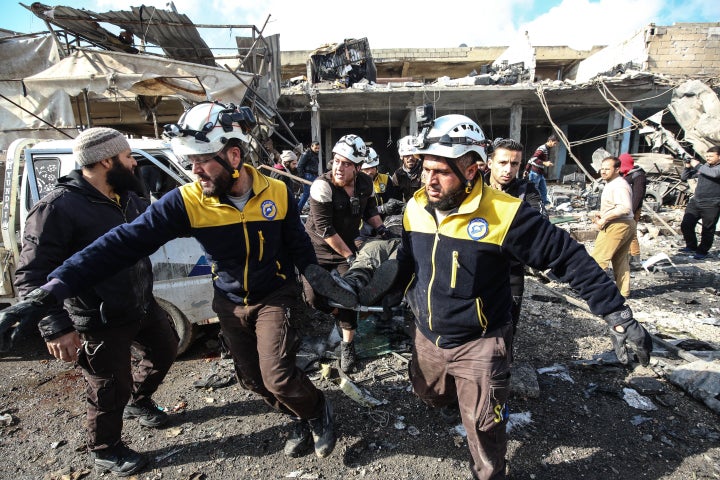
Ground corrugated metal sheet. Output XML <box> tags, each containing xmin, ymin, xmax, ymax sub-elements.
<box><xmin>99</xmin><ymin>7</ymin><xmax>215</xmax><ymax>66</ymax></box>
<box><xmin>28</xmin><ymin>3</ymin><xmax>215</xmax><ymax>66</ymax></box>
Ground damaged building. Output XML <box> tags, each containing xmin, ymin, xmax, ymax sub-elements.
<box><xmin>278</xmin><ymin>23</ymin><xmax>720</xmax><ymax>179</ymax></box>
<box><xmin>1</xmin><ymin>3</ymin><xmax>718</xmax><ymax>180</ymax></box>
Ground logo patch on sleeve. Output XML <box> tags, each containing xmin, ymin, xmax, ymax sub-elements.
<box><xmin>261</xmin><ymin>200</ymin><xmax>277</xmax><ymax>220</ymax></box>
<box><xmin>467</xmin><ymin>218</ymin><xmax>489</xmax><ymax>240</ymax></box>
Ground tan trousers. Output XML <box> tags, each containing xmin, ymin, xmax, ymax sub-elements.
<box><xmin>629</xmin><ymin>208</ymin><xmax>641</xmax><ymax>256</ymax></box>
<box><xmin>591</xmin><ymin>219</ymin><xmax>635</xmax><ymax>297</ymax></box>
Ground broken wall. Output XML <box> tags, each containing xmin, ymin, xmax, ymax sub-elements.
<box><xmin>573</xmin><ymin>26</ymin><xmax>648</xmax><ymax>83</ymax></box>
<box><xmin>645</xmin><ymin>23</ymin><xmax>720</xmax><ymax>78</ymax></box>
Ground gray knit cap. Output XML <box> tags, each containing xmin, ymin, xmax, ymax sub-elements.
<box><xmin>73</xmin><ymin>127</ymin><xmax>131</xmax><ymax>166</ymax></box>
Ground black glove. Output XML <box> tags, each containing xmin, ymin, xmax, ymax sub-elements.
<box><xmin>603</xmin><ymin>305</ymin><xmax>653</xmax><ymax>366</ymax></box>
<box><xmin>375</xmin><ymin>224</ymin><xmax>400</xmax><ymax>240</ymax></box>
<box><xmin>378</xmin><ymin>198</ymin><xmax>404</xmax><ymax>216</ymax></box>
<box><xmin>0</xmin><ymin>288</ymin><xmax>59</xmax><ymax>352</ymax></box>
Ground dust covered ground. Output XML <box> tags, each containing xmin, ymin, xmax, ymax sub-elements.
<box><xmin>1</xmin><ymin>249</ymin><xmax>719</xmax><ymax>480</ymax></box>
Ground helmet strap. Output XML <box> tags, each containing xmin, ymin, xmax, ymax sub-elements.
<box><xmin>445</xmin><ymin>158</ymin><xmax>474</xmax><ymax>194</ymax></box>
<box><xmin>213</xmin><ymin>154</ymin><xmax>241</xmax><ymax>180</ymax></box>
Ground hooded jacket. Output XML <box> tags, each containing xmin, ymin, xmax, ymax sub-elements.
<box><xmin>15</xmin><ymin>170</ymin><xmax>154</xmax><ymax>340</ymax></box>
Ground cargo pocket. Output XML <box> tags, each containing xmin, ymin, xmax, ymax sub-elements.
<box><xmin>478</xmin><ymin>371</ymin><xmax>510</xmax><ymax>432</ymax></box>
<box><xmin>77</xmin><ymin>342</ymin><xmax>119</xmax><ymax>412</ymax></box>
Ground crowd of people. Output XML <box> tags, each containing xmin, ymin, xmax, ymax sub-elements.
<box><xmin>5</xmin><ymin>99</ymin><xmax>718</xmax><ymax>479</ymax></box>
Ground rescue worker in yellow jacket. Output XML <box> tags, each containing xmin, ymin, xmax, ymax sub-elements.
<box><xmin>395</xmin><ymin>114</ymin><xmax>653</xmax><ymax>480</ymax></box>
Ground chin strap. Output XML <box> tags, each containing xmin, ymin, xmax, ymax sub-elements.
<box><xmin>444</xmin><ymin>158</ymin><xmax>474</xmax><ymax>193</ymax></box>
<box><xmin>213</xmin><ymin>154</ymin><xmax>241</xmax><ymax>179</ymax></box>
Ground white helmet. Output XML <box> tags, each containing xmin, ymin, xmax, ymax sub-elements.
<box><xmin>414</xmin><ymin>114</ymin><xmax>487</xmax><ymax>161</ymax></box>
<box><xmin>361</xmin><ymin>148</ymin><xmax>379</xmax><ymax>169</ymax></box>
<box><xmin>163</xmin><ymin>101</ymin><xmax>256</xmax><ymax>158</ymax></box>
<box><xmin>332</xmin><ymin>134</ymin><xmax>368</xmax><ymax>164</ymax></box>
<box><xmin>397</xmin><ymin>135</ymin><xmax>417</xmax><ymax>157</ymax></box>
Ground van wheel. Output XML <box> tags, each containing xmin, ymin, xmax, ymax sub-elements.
<box><xmin>156</xmin><ymin>297</ymin><xmax>195</xmax><ymax>356</ymax></box>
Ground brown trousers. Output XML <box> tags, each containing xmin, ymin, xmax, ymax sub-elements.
<box><xmin>410</xmin><ymin>325</ymin><xmax>512</xmax><ymax>480</ymax></box>
<box><xmin>213</xmin><ymin>283</ymin><xmax>323</xmax><ymax>420</ymax></box>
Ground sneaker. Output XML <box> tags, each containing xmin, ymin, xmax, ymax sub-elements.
<box><xmin>308</xmin><ymin>398</ymin><xmax>336</xmax><ymax>458</ymax></box>
<box><xmin>692</xmin><ymin>252</ymin><xmax>708</xmax><ymax>260</ymax></box>
<box><xmin>91</xmin><ymin>443</ymin><xmax>148</xmax><ymax>477</ymax></box>
<box><xmin>283</xmin><ymin>419</ymin><xmax>312</xmax><ymax>457</ymax></box>
<box><xmin>123</xmin><ymin>398</ymin><xmax>168</xmax><ymax>428</ymax></box>
<box><xmin>359</xmin><ymin>259</ymin><xmax>399</xmax><ymax>306</ymax></box>
<box><xmin>678</xmin><ymin>246</ymin><xmax>696</xmax><ymax>254</ymax></box>
<box><xmin>304</xmin><ymin>264</ymin><xmax>358</xmax><ymax>308</ymax></box>
<box><xmin>339</xmin><ymin>340</ymin><xmax>357</xmax><ymax>373</ymax></box>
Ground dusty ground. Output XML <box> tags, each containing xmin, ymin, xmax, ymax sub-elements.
<box><xmin>1</xmin><ymin>242</ymin><xmax>719</xmax><ymax>480</ymax></box>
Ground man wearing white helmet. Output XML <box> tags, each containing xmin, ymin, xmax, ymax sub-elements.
<box><xmin>391</xmin><ymin>135</ymin><xmax>423</xmax><ymax>202</ymax></box>
<box><xmin>394</xmin><ymin>114</ymin><xmax>653</xmax><ymax>479</ymax></box>
<box><xmin>0</xmin><ymin>102</ymin><xmax>336</xmax><ymax>461</ymax></box>
<box><xmin>361</xmin><ymin>148</ymin><xmax>402</xmax><ymax>216</ymax></box>
<box><xmin>303</xmin><ymin>134</ymin><xmax>392</xmax><ymax>373</ymax></box>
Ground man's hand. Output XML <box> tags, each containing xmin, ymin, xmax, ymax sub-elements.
<box><xmin>46</xmin><ymin>331</ymin><xmax>81</xmax><ymax>362</ymax></box>
<box><xmin>376</xmin><ymin>224</ymin><xmax>400</xmax><ymax>240</ymax></box>
<box><xmin>603</xmin><ymin>305</ymin><xmax>653</xmax><ymax>366</ymax></box>
<box><xmin>0</xmin><ymin>288</ymin><xmax>59</xmax><ymax>352</ymax></box>
<box><xmin>377</xmin><ymin>198</ymin><xmax>404</xmax><ymax>216</ymax></box>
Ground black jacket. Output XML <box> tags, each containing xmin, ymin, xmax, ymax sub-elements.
<box><xmin>624</xmin><ymin>166</ymin><xmax>647</xmax><ymax>213</ymax></box>
<box><xmin>392</xmin><ymin>164</ymin><xmax>423</xmax><ymax>202</ymax></box>
<box><xmin>297</xmin><ymin>149</ymin><xmax>320</xmax><ymax>178</ymax></box>
<box><xmin>15</xmin><ymin>170</ymin><xmax>155</xmax><ymax>340</ymax></box>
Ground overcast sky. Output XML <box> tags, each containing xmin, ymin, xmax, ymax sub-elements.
<box><xmin>6</xmin><ymin>0</ymin><xmax>719</xmax><ymax>51</ymax></box>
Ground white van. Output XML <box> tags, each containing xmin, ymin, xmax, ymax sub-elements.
<box><xmin>1</xmin><ymin>137</ymin><xmax>215</xmax><ymax>354</ymax></box>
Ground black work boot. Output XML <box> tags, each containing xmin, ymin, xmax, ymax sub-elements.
<box><xmin>123</xmin><ymin>398</ymin><xmax>168</xmax><ymax>428</ymax></box>
<box><xmin>304</xmin><ymin>264</ymin><xmax>358</xmax><ymax>308</ymax></box>
<box><xmin>91</xmin><ymin>442</ymin><xmax>148</xmax><ymax>477</ymax></box>
<box><xmin>308</xmin><ymin>397</ymin><xmax>336</xmax><ymax>458</ymax></box>
<box><xmin>340</xmin><ymin>340</ymin><xmax>357</xmax><ymax>373</ymax></box>
<box><xmin>358</xmin><ymin>259</ymin><xmax>399</xmax><ymax>306</ymax></box>
<box><xmin>284</xmin><ymin>418</ymin><xmax>312</xmax><ymax>457</ymax></box>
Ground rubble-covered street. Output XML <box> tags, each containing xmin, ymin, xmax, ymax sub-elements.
<box><xmin>1</xmin><ymin>214</ymin><xmax>719</xmax><ymax>479</ymax></box>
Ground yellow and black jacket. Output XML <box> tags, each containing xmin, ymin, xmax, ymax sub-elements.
<box><xmin>397</xmin><ymin>180</ymin><xmax>625</xmax><ymax>348</ymax></box>
<box><xmin>371</xmin><ymin>173</ymin><xmax>394</xmax><ymax>207</ymax></box>
<box><xmin>49</xmin><ymin>165</ymin><xmax>316</xmax><ymax>306</ymax></box>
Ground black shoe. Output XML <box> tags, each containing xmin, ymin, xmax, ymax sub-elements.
<box><xmin>678</xmin><ymin>246</ymin><xmax>696</xmax><ymax>254</ymax></box>
<box><xmin>308</xmin><ymin>398</ymin><xmax>336</xmax><ymax>458</ymax></box>
<box><xmin>123</xmin><ymin>398</ymin><xmax>168</xmax><ymax>428</ymax></box>
<box><xmin>339</xmin><ymin>340</ymin><xmax>357</xmax><ymax>373</ymax></box>
<box><xmin>439</xmin><ymin>403</ymin><xmax>461</xmax><ymax>424</ymax></box>
<box><xmin>359</xmin><ymin>259</ymin><xmax>399</xmax><ymax>305</ymax></box>
<box><xmin>91</xmin><ymin>443</ymin><xmax>148</xmax><ymax>477</ymax></box>
<box><xmin>284</xmin><ymin>419</ymin><xmax>312</xmax><ymax>457</ymax></box>
<box><xmin>304</xmin><ymin>264</ymin><xmax>358</xmax><ymax>308</ymax></box>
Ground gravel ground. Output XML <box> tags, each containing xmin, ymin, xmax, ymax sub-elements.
<box><xmin>1</xmin><ymin>246</ymin><xmax>719</xmax><ymax>480</ymax></box>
